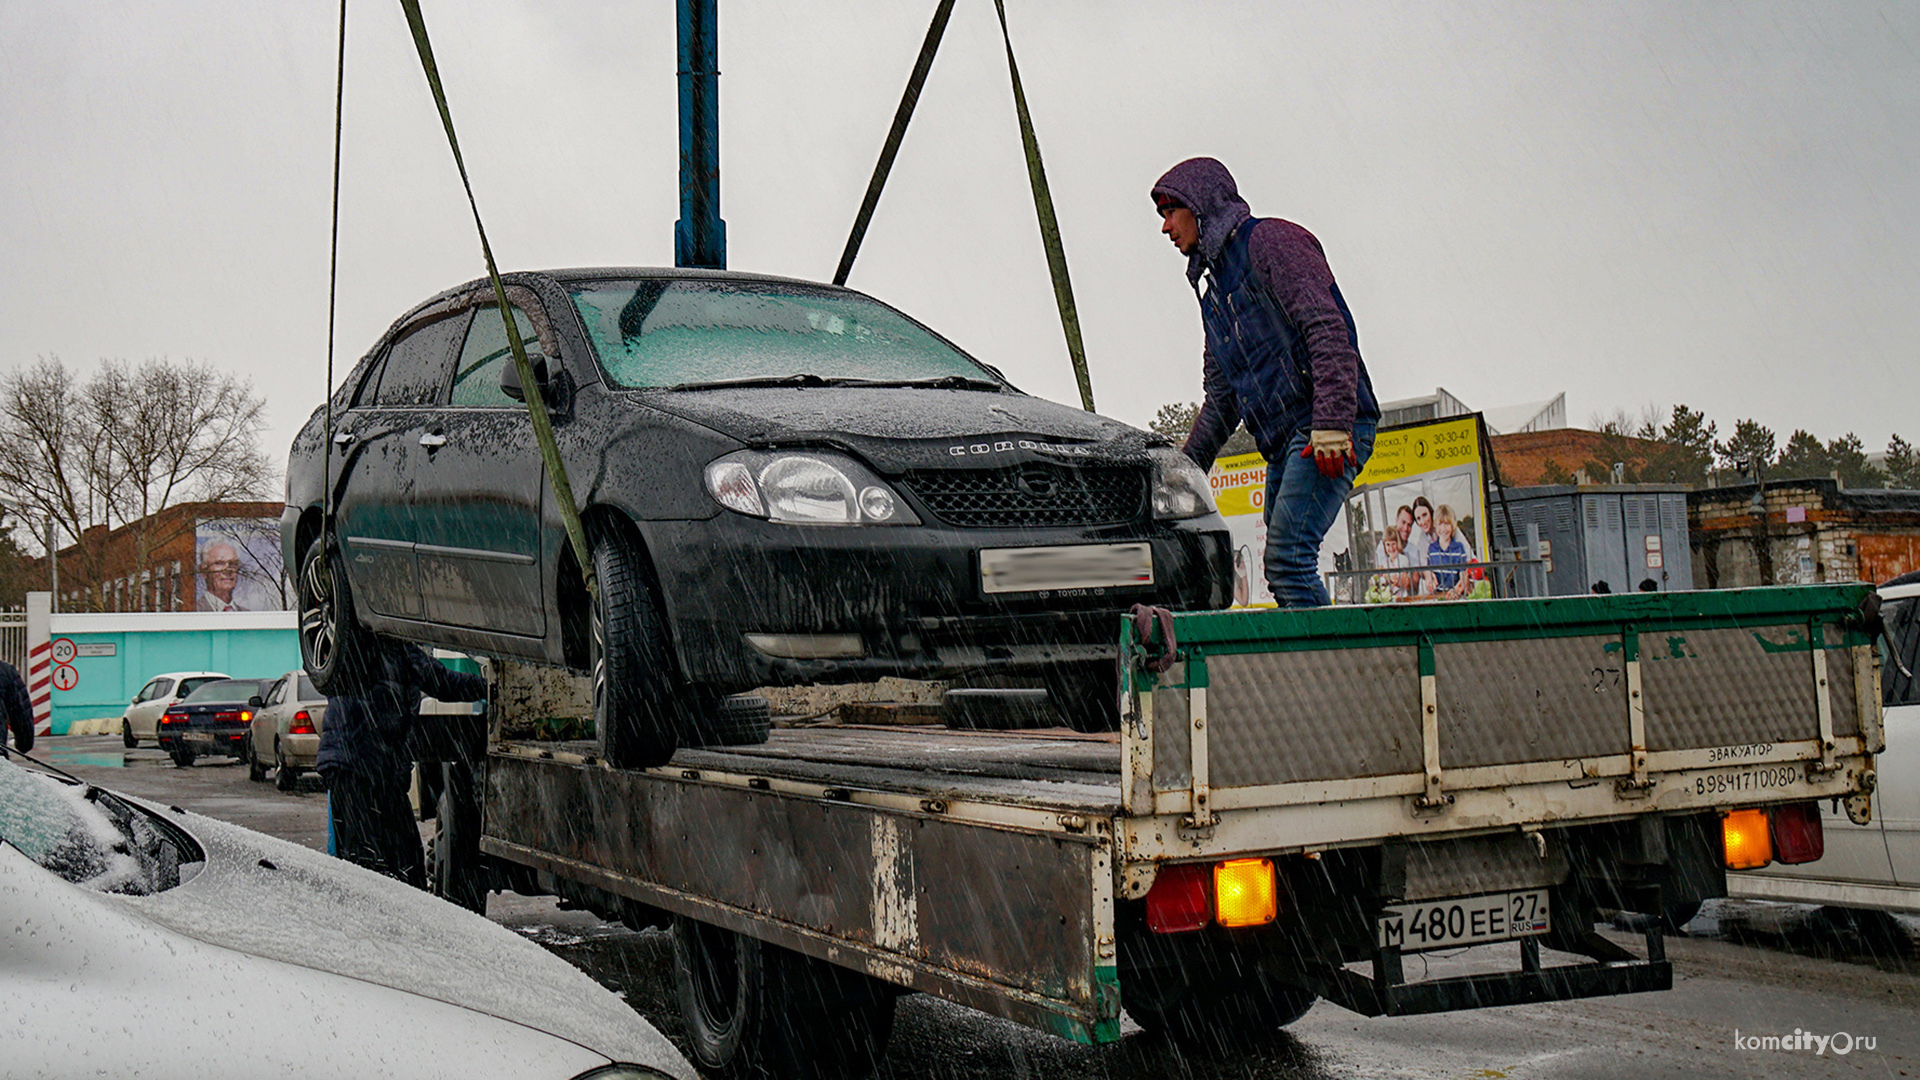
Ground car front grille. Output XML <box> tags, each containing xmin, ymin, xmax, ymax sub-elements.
<box><xmin>902</xmin><ymin>463</ymin><xmax>1146</xmax><ymax>528</ymax></box>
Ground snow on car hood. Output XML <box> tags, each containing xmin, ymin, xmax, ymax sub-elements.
<box><xmin>107</xmin><ymin>796</ymin><xmax>690</xmax><ymax>1076</ymax></box>
<box><xmin>639</xmin><ymin>386</ymin><xmax>1155</xmax><ymax>471</ymax></box>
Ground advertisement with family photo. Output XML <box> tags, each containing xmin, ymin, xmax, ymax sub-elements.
<box><xmin>195</xmin><ymin>517</ymin><xmax>291</xmax><ymax>612</ymax></box>
<box><xmin>1341</xmin><ymin>415</ymin><xmax>1493</xmax><ymax>604</ymax></box>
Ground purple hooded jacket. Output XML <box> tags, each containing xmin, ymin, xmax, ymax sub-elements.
<box><xmin>1152</xmin><ymin>158</ymin><xmax>1374</xmax><ymax>470</ymax></box>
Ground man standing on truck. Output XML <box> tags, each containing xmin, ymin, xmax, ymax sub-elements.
<box><xmin>1154</xmin><ymin>156</ymin><xmax>1381</xmax><ymax>607</ymax></box>
<box><xmin>318</xmin><ymin>640</ymin><xmax>487</xmax><ymax>888</ymax></box>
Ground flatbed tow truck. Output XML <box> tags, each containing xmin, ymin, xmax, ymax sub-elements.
<box><xmin>420</xmin><ymin>582</ymin><xmax>1886</xmax><ymax>1077</ymax></box>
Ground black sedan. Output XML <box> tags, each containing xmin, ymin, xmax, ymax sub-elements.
<box><xmin>284</xmin><ymin>268</ymin><xmax>1229</xmax><ymax>766</ymax></box>
<box><xmin>156</xmin><ymin>678</ymin><xmax>273</xmax><ymax>768</ymax></box>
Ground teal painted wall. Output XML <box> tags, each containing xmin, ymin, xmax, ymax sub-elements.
<box><xmin>50</xmin><ymin>628</ymin><xmax>301</xmax><ymax>734</ymax></box>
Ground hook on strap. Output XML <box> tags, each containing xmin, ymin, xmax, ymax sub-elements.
<box><xmin>1128</xmin><ymin>604</ymin><xmax>1178</xmax><ymax>674</ymax></box>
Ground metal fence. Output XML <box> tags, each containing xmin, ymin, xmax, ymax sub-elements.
<box><xmin>1324</xmin><ymin>558</ymin><xmax>1550</xmax><ymax>606</ymax></box>
<box><xmin>0</xmin><ymin>608</ymin><xmax>24</xmax><ymax>670</ymax></box>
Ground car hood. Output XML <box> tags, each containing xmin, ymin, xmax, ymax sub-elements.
<box><xmin>636</xmin><ymin>386</ymin><xmax>1158</xmax><ymax>471</ymax></box>
<box><xmin>91</xmin><ymin>799</ymin><xmax>689</xmax><ymax>1077</ymax></box>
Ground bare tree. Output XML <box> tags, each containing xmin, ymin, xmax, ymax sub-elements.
<box><xmin>0</xmin><ymin>355</ymin><xmax>272</xmax><ymax>610</ymax></box>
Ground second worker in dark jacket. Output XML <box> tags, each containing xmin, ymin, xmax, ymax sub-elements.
<box><xmin>317</xmin><ymin>640</ymin><xmax>487</xmax><ymax>888</ymax></box>
<box><xmin>0</xmin><ymin>659</ymin><xmax>34</xmax><ymax>755</ymax></box>
<box><xmin>1153</xmin><ymin>156</ymin><xmax>1382</xmax><ymax>608</ymax></box>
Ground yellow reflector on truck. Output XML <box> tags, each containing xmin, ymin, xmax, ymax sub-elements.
<box><xmin>1722</xmin><ymin>809</ymin><xmax>1773</xmax><ymax>870</ymax></box>
<box><xmin>1213</xmin><ymin>858</ymin><xmax>1278</xmax><ymax>927</ymax></box>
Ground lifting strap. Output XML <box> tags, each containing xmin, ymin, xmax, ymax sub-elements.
<box><xmin>992</xmin><ymin>0</ymin><xmax>1095</xmax><ymax>413</ymax></box>
<box><xmin>322</xmin><ymin>0</ymin><xmax>346</xmax><ymax>548</ymax></box>
<box><xmin>834</xmin><ymin>0</ymin><xmax>1097</xmax><ymax>413</ymax></box>
<box><xmin>396</xmin><ymin>0</ymin><xmax>598</xmax><ymax>602</ymax></box>
<box><xmin>833</xmin><ymin>0</ymin><xmax>956</xmax><ymax>288</ymax></box>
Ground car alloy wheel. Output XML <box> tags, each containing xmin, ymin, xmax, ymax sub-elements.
<box><xmin>588</xmin><ymin>524</ymin><xmax>679</xmax><ymax>769</ymax></box>
<box><xmin>299</xmin><ymin>536</ymin><xmax>375</xmax><ymax>696</ymax></box>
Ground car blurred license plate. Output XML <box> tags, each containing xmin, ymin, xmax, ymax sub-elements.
<box><xmin>1376</xmin><ymin>889</ymin><xmax>1550</xmax><ymax>952</ymax></box>
<box><xmin>978</xmin><ymin>543</ymin><xmax>1153</xmax><ymax>595</ymax></box>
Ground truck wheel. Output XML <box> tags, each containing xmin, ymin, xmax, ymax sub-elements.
<box><xmin>298</xmin><ymin>537</ymin><xmax>376</xmax><ymax>696</ymax></box>
<box><xmin>122</xmin><ymin>720</ymin><xmax>137</xmax><ymax>749</ymax></box>
<box><xmin>431</xmin><ymin>763</ymin><xmax>488</xmax><ymax>914</ymax></box>
<box><xmin>590</xmin><ymin>526</ymin><xmax>680</xmax><ymax>769</ymax></box>
<box><xmin>1042</xmin><ymin>662</ymin><xmax>1123</xmax><ymax>733</ymax></box>
<box><xmin>680</xmin><ymin>695</ymin><xmax>772</xmax><ymax>749</ymax></box>
<box><xmin>672</xmin><ymin>917</ymin><xmax>896</xmax><ymax>1080</ymax></box>
<box><xmin>1124</xmin><ymin>972</ymin><xmax>1315</xmax><ymax>1054</ymax></box>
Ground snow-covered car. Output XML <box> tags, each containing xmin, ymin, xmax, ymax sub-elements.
<box><xmin>0</xmin><ymin>755</ymin><xmax>691</xmax><ymax>1080</ymax></box>
<box><xmin>120</xmin><ymin>670</ymin><xmax>229</xmax><ymax>747</ymax></box>
<box><xmin>243</xmin><ymin>669</ymin><xmax>328</xmax><ymax>790</ymax></box>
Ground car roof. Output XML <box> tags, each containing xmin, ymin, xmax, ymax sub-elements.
<box><xmin>403</xmin><ymin>266</ymin><xmax>867</xmax><ymax>322</ymax></box>
<box><xmin>145</xmin><ymin>671</ymin><xmax>229</xmax><ymax>681</ymax></box>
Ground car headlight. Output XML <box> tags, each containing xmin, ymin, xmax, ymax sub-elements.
<box><xmin>1149</xmin><ymin>447</ymin><xmax>1218</xmax><ymax>520</ymax></box>
<box><xmin>703</xmin><ymin>450</ymin><xmax>920</xmax><ymax>525</ymax></box>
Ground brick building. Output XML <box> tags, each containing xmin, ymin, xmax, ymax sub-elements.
<box><xmin>32</xmin><ymin>501</ymin><xmax>285</xmax><ymax>613</ymax></box>
<box><xmin>1689</xmin><ymin>480</ymin><xmax>1920</xmax><ymax>588</ymax></box>
<box><xmin>1488</xmin><ymin>429</ymin><xmax>1668</xmax><ymax>487</ymax></box>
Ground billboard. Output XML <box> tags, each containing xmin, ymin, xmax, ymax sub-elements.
<box><xmin>1342</xmin><ymin>415</ymin><xmax>1493</xmax><ymax>604</ymax></box>
<box><xmin>1207</xmin><ymin>452</ymin><xmax>1276</xmax><ymax>608</ymax></box>
<box><xmin>195</xmin><ymin>517</ymin><xmax>289</xmax><ymax>612</ymax></box>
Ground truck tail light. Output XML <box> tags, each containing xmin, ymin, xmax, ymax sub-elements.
<box><xmin>1722</xmin><ymin>809</ymin><xmax>1773</xmax><ymax>870</ymax></box>
<box><xmin>1770</xmin><ymin>802</ymin><xmax>1824</xmax><ymax>865</ymax></box>
<box><xmin>289</xmin><ymin>711</ymin><xmax>316</xmax><ymax>735</ymax></box>
<box><xmin>1213</xmin><ymin>858</ymin><xmax>1278</xmax><ymax>927</ymax></box>
<box><xmin>1145</xmin><ymin>864</ymin><xmax>1211</xmax><ymax>933</ymax></box>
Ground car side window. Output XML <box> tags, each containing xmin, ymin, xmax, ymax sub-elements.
<box><xmin>139</xmin><ymin>678</ymin><xmax>169</xmax><ymax>703</ymax></box>
<box><xmin>451</xmin><ymin>304</ymin><xmax>546</xmax><ymax>408</ymax></box>
<box><xmin>265</xmin><ymin>678</ymin><xmax>286</xmax><ymax>706</ymax></box>
<box><xmin>1882</xmin><ymin>598</ymin><xmax>1920</xmax><ymax>708</ymax></box>
<box><xmin>373</xmin><ymin>313</ymin><xmax>469</xmax><ymax>408</ymax></box>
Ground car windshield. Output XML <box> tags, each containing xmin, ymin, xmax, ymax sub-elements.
<box><xmin>568</xmin><ymin>279</ymin><xmax>998</xmax><ymax>390</ymax></box>
<box><xmin>181</xmin><ymin>679</ymin><xmax>257</xmax><ymax>704</ymax></box>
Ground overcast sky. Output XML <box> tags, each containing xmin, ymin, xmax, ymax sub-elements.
<box><xmin>3</xmin><ymin>1</ymin><xmax>1915</xmax><ymax>467</ymax></box>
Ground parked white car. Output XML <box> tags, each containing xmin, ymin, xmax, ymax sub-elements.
<box><xmin>244</xmin><ymin>669</ymin><xmax>328</xmax><ymax>790</ymax></box>
<box><xmin>120</xmin><ymin>671</ymin><xmax>229</xmax><ymax>747</ymax></box>
<box><xmin>1729</xmin><ymin>571</ymin><xmax>1920</xmax><ymax>911</ymax></box>
<box><xmin>0</xmin><ymin>755</ymin><xmax>691</xmax><ymax>1080</ymax></box>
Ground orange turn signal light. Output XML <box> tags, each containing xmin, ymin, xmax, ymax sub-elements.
<box><xmin>1213</xmin><ymin>857</ymin><xmax>1278</xmax><ymax>927</ymax></box>
<box><xmin>1722</xmin><ymin>809</ymin><xmax>1773</xmax><ymax>870</ymax></box>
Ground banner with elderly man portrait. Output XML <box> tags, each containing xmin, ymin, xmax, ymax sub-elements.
<box><xmin>195</xmin><ymin>517</ymin><xmax>290</xmax><ymax>612</ymax></box>
<box><xmin>1340</xmin><ymin>414</ymin><xmax>1493</xmax><ymax>605</ymax></box>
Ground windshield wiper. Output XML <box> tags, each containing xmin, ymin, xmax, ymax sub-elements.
<box><xmin>666</xmin><ymin>373</ymin><xmax>865</xmax><ymax>391</ymax></box>
<box><xmin>852</xmin><ymin>375</ymin><xmax>1005</xmax><ymax>391</ymax></box>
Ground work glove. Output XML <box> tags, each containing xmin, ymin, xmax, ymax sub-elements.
<box><xmin>1301</xmin><ymin>429</ymin><xmax>1355</xmax><ymax>479</ymax></box>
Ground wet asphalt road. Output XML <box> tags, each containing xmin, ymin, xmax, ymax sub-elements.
<box><xmin>35</xmin><ymin>734</ymin><xmax>1920</xmax><ymax>1080</ymax></box>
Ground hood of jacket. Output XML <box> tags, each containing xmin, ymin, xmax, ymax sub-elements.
<box><xmin>1151</xmin><ymin>157</ymin><xmax>1253</xmax><ymax>284</ymax></box>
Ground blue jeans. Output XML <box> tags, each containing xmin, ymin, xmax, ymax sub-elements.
<box><xmin>1264</xmin><ymin>422</ymin><xmax>1376</xmax><ymax>608</ymax></box>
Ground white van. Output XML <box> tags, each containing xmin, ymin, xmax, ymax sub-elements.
<box><xmin>1729</xmin><ymin>571</ymin><xmax>1920</xmax><ymax>911</ymax></box>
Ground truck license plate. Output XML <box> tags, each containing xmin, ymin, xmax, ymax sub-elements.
<box><xmin>1376</xmin><ymin>889</ymin><xmax>1550</xmax><ymax>952</ymax></box>
<box><xmin>978</xmin><ymin>543</ymin><xmax>1153</xmax><ymax>595</ymax></box>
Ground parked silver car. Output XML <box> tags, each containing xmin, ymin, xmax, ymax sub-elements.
<box><xmin>244</xmin><ymin>670</ymin><xmax>328</xmax><ymax>790</ymax></box>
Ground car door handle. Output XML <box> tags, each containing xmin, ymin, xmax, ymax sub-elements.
<box><xmin>333</xmin><ymin>431</ymin><xmax>356</xmax><ymax>445</ymax></box>
<box><xmin>419</xmin><ymin>432</ymin><xmax>448</xmax><ymax>449</ymax></box>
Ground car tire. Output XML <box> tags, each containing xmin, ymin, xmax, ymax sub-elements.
<box><xmin>589</xmin><ymin>524</ymin><xmax>680</xmax><ymax>769</ymax></box>
<box><xmin>430</xmin><ymin>763</ymin><xmax>488</xmax><ymax>914</ymax></box>
<box><xmin>298</xmin><ymin>536</ymin><xmax>377</xmax><ymax>697</ymax></box>
<box><xmin>680</xmin><ymin>694</ymin><xmax>772</xmax><ymax>749</ymax></box>
<box><xmin>1042</xmin><ymin>662</ymin><xmax>1123</xmax><ymax>733</ymax></box>
<box><xmin>170</xmin><ymin>747</ymin><xmax>195</xmax><ymax>768</ymax></box>
<box><xmin>122</xmin><ymin>720</ymin><xmax>137</xmax><ymax>749</ymax></box>
<box><xmin>246</xmin><ymin>738</ymin><xmax>268</xmax><ymax>782</ymax></box>
<box><xmin>275</xmin><ymin>746</ymin><xmax>301</xmax><ymax>792</ymax></box>
<box><xmin>672</xmin><ymin>916</ymin><xmax>896</xmax><ymax>1080</ymax></box>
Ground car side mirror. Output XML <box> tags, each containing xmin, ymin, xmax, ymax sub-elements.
<box><xmin>499</xmin><ymin>354</ymin><xmax>550</xmax><ymax>403</ymax></box>
<box><xmin>247</xmin><ymin>695</ymin><xmax>265</xmax><ymax>710</ymax></box>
